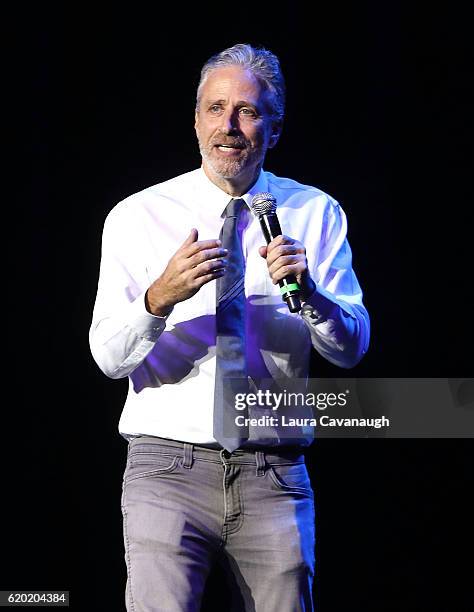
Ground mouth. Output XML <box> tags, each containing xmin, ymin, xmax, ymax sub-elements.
<box><xmin>213</xmin><ymin>143</ymin><xmax>245</xmax><ymax>155</ymax></box>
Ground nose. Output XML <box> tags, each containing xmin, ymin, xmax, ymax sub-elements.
<box><xmin>220</xmin><ymin>109</ymin><xmax>239</xmax><ymax>134</ymax></box>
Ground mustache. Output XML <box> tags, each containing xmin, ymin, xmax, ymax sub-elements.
<box><xmin>210</xmin><ymin>135</ymin><xmax>248</xmax><ymax>148</ymax></box>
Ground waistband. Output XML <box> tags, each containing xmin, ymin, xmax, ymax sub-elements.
<box><xmin>127</xmin><ymin>435</ymin><xmax>305</xmax><ymax>465</ymax></box>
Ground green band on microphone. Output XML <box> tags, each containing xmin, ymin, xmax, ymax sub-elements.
<box><xmin>280</xmin><ymin>283</ymin><xmax>300</xmax><ymax>296</ymax></box>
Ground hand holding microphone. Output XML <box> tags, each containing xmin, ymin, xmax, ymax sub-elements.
<box><xmin>251</xmin><ymin>193</ymin><xmax>314</xmax><ymax>313</ymax></box>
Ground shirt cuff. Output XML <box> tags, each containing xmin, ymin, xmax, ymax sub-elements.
<box><xmin>124</xmin><ymin>290</ymin><xmax>171</xmax><ymax>341</ymax></box>
<box><xmin>301</xmin><ymin>283</ymin><xmax>357</xmax><ymax>322</ymax></box>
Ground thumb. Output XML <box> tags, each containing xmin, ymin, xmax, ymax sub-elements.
<box><xmin>258</xmin><ymin>245</ymin><xmax>268</xmax><ymax>258</ymax></box>
<box><xmin>182</xmin><ymin>228</ymin><xmax>199</xmax><ymax>247</ymax></box>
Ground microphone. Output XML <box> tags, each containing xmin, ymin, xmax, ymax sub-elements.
<box><xmin>250</xmin><ymin>192</ymin><xmax>302</xmax><ymax>313</ymax></box>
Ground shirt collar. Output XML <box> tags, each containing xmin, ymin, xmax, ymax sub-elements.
<box><xmin>195</xmin><ymin>166</ymin><xmax>269</xmax><ymax>217</ymax></box>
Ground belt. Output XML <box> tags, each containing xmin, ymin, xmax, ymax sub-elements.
<box><xmin>127</xmin><ymin>435</ymin><xmax>306</xmax><ymax>464</ymax></box>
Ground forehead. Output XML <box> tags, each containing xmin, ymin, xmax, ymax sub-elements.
<box><xmin>200</xmin><ymin>65</ymin><xmax>270</xmax><ymax>106</ymax></box>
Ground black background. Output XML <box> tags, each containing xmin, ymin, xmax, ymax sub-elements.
<box><xmin>5</xmin><ymin>3</ymin><xmax>473</xmax><ymax>611</ymax></box>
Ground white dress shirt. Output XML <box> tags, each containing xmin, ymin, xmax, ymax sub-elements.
<box><xmin>89</xmin><ymin>167</ymin><xmax>370</xmax><ymax>446</ymax></box>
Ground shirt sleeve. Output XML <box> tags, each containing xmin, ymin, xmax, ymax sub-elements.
<box><xmin>89</xmin><ymin>208</ymin><xmax>169</xmax><ymax>379</ymax></box>
<box><xmin>300</xmin><ymin>199</ymin><xmax>370</xmax><ymax>368</ymax></box>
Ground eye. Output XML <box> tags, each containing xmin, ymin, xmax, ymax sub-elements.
<box><xmin>209</xmin><ymin>104</ymin><xmax>223</xmax><ymax>114</ymax></box>
<box><xmin>239</xmin><ymin>107</ymin><xmax>258</xmax><ymax>118</ymax></box>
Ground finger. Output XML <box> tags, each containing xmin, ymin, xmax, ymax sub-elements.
<box><xmin>271</xmin><ymin>262</ymin><xmax>307</xmax><ymax>284</ymax></box>
<box><xmin>258</xmin><ymin>246</ymin><xmax>267</xmax><ymax>258</ymax></box>
<box><xmin>267</xmin><ymin>235</ymin><xmax>295</xmax><ymax>250</ymax></box>
<box><xmin>193</xmin><ymin>267</ymin><xmax>227</xmax><ymax>286</ymax></box>
<box><xmin>267</xmin><ymin>240</ymin><xmax>302</xmax><ymax>255</ymax></box>
<box><xmin>180</xmin><ymin>228</ymin><xmax>199</xmax><ymax>249</ymax></box>
<box><xmin>266</xmin><ymin>244</ymin><xmax>302</xmax><ymax>266</ymax></box>
<box><xmin>189</xmin><ymin>246</ymin><xmax>228</xmax><ymax>267</ymax></box>
<box><xmin>184</xmin><ymin>239</ymin><xmax>224</xmax><ymax>258</ymax></box>
<box><xmin>193</xmin><ymin>257</ymin><xmax>227</xmax><ymax>278</ymax></box>
<box><xmin>268</xmin><ymin>255</ymin><xmax>304</xmax><ymax>275</ymax></box>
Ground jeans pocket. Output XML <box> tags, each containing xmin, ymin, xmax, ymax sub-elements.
<box><xmin>268</xmin><ymin>463</ymin><xmax>313</xmax><ymax>497</ymax></box>
<box><xmin>124</xmin><ymin>452</ymin><xmax>181</xmax><ymax>484</ymax></box>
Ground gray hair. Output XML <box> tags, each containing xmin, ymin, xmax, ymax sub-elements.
<box><xmin>196</xmin><ymin>43</ymin><xmax>285</xmax><ymax>122</ymax></box>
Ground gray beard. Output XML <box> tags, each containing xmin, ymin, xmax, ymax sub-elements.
<box><xmin>198</xmin><ymin>142</ymin><xmax>259</xmax><ymax>179</ymax></box>
<box><xmin>200</xmin><ymin>149</ymin><xmax>243</xmax><ymax>178</ymax></box>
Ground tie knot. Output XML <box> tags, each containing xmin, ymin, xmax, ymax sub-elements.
<box><xmin>225</xmin><ymin>198</ymin><xmax>246</xmax><ymax>219</ymax></box>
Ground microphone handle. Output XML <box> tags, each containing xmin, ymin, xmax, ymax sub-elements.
<box><xmin>259</xmin><ymin>214</ymin><xmax>301</xmax><ymax>313</ymax></box>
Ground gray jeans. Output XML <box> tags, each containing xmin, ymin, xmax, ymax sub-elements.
<box><xmin>121</xmin><ymin>436</ymin><xmax>315</xmax><ymax>611</ymax></box>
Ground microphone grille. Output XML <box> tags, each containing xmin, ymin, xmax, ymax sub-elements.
<box><xmin>250</xmin><ymin>192</ymin><xmax>277</xmax><ymax>216</ymax></box>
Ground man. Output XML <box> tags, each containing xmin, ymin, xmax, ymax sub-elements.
<box><xmin>90</xmin><ymin>43</ymin><xmax>369</xmax><ymax>612</ymax></box>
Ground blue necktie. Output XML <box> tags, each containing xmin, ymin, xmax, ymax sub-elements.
<box><xmin>213</xmin><ymin>198</ymin><xmax>249</xmax><ymax>452</ymax></box>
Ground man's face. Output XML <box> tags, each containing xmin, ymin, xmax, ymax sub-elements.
<box><xmin>195</xmin><ymin>65</ymin><xmax>281</xmax><ymax>190</ymax></box>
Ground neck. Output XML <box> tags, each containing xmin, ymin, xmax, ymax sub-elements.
<box><xmin>202</xmin><ymin>162</ymin><xmax>261</xmax><ymax>197</ymax></box>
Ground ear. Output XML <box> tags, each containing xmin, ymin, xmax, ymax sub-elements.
<box><xmin>194</xmin><ymin>109</ymin><xmax>199</xmax><ymax>131</ymax></box>
<box><xmin>268</xmin><ymin>120</ymin><xmax>282</xmax><ymax>149</ymax></box>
